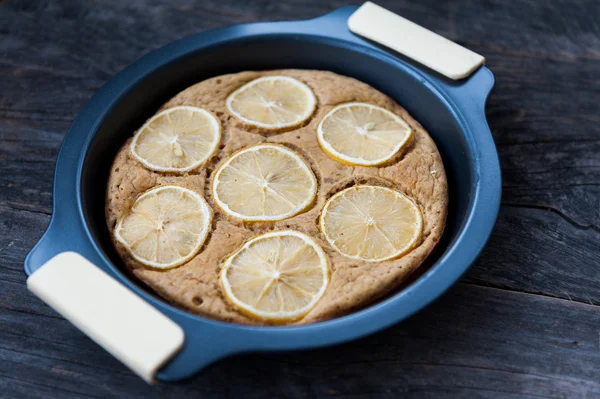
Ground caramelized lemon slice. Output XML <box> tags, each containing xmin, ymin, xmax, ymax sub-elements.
<box><xmin>212</xmin><ymin>144</ymin><xmax>317</xmax><ymax>221</ymax></box>
<box><xmin>320</xmin><ymin>185</ymin><xmax>422</xmax><ymax>262</ymax></box>
<box><xmin>131</xmin><ymin>106</ymin><xmax>221</xmax><ymax>173</ymax></box>
<box><xmin>115</xmin><ymin>186</ymin><xmax>212</xmax><ymax>269</ymax></box>
<box><xmin>317</xmin><ymin>103</ymin><xmax>412</xmax><ymax>166</ymax></box>
<box><xmin>221</xmin><ymin>231</ymin><xmax>329</xmax><ymax>322</ymax></box>
<box><xmin>226</xmin><ymin>76</ymin><xmax>316</xmax><ymax>129</ymax></box>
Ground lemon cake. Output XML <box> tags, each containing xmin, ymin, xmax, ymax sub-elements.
<box><xmin>106</xmin><ymin>69</ymin><xmax>448</xmax><ymax>325</ymax></box>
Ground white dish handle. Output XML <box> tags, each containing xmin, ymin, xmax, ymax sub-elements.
<box><xmin>26</xmin><ymin>252</ymin><xmax>184</xmax><ymax>384</ymax></box>
<box><xmin>348</xmin><ymin>2</ymin><xmax>485</xmax><ymax>80</ymax></box>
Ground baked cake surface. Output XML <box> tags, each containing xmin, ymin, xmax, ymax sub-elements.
<box><xmin>106</xmin><ymin>69</ymin><xmax>448</xmax><ymax>325</ymax></box>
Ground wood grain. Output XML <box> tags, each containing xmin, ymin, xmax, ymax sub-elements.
<box><xmin>1</xmin><ymin>0</ymin><xmax>599</xmax><ymax>397</ymax></box>
<box><xmin>2</xmin><ymin>283</ymin><xmax>600</xmax><ymax>398</ymax></box>
<box><xmin>466</xmin><ymin>206</ymin><xmax>600</xmax><ymax>305</ymax></box>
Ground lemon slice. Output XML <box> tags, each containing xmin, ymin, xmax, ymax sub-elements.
<box><xmin>221</xmin><ymin>230</ymin><xmax>330</xmax><ymax>322</ymax></box>
<box><xmin>115</xmin><ymin>185</ymin><xmax>212</xmax><ymax>269</ymax></box>
<box><xmin>317</xmin><ymin>103</ymin><xmax>412</xmax><ymax>166</ymax></box>
<box><xmin>226</xmin><ymin>76</ymin><xmax>316</xmax><ymax>129</ymax></box>
<box><xmin>320</xmin><ymin>185</ymin><xmax>422</xmax><ymax>262</ymax></box>
<box><xmin>213</xmin><ymin>144</ymin><xmax>317</xmax><ymax>221</ymax></box>
<box><xmin>130</xmin><ymin>106</ymin><xmax>221</xmax><ymax>173</ymax></box>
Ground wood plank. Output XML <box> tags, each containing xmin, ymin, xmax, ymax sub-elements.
<box><xmin>2</xmin><ymin>206</ymin><xmax>598</xmax><ymax>396</ymax></box>
<box><xmin>0</xmin><ymin>1</ymin><xmax>600</xmax><ymax>223</ymax></box>
<box><xmin>7</xmin><ymin>199</ymin><xmax>598</xmax><ymax>311</ymax></box>
<box><xmin>0</xmin><ymin>125</ymin><xmax>58</xmax><ymax>215</ymax></box>
<box><xmin>1</xmin><ymin>0</ymin><xmax>599</xmax><ymax>396</ymax></box>
<box><xmin>467</xmin><ymin>206</ymin><xmax>600</xmax><ymax>304</ymax></box>
<box><xmin>498</xmin><ymin>138</ymin><xmax>600</xmax><ymax>228</ymax></box>
<box><xmin>0</xmin><ymin>207</ymin><xmax>48</xmax><ymax>271</ymax></box>
<box><xmin>2</xmin><ymin>0</ymin><xmax>598</xmax><ymax>226</ymax></box>
<box><xmin>1</xmin><ymin>283</ymin><xmax>599</xmax><ymax>398</ymax></box>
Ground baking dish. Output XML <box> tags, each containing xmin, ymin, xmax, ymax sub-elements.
<box><xmin>24</xmin><ymin>3</ymin><xmax>501</xmax><ymax>382</ymax></box>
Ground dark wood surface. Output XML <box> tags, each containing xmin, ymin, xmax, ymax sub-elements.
<box><xmin>1</xmin><ymin>0</ymin><xmax>599</xmax><ymax>397</ymax></box>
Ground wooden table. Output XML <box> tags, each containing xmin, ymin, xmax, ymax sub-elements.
<box><xmin>1</xmin><ymin>0</ymin><xmax>599</xmax><ymax>397</ymax></box>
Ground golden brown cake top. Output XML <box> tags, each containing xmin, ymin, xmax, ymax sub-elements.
<box><xmin>106</xmin><ymin>69</ymin><xmax>448</xmax><ymax>325</ymax></box>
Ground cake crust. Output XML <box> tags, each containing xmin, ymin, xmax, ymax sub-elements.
<box><xmin>106</xmin><ymin>69</ymin><xmax>448</xmax><ymax>325</ymax></box>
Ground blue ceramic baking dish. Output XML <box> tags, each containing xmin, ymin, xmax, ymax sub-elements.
<box><xmin>25</xmin><ymin>6</ymin><xmax>501</xmax><ymax>381</ymax></box>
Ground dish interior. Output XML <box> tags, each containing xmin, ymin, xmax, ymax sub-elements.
<box><xmin>81</xmin><ymin>35</ymin><xmax>472</xmax><ymax>316</ymax></box>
